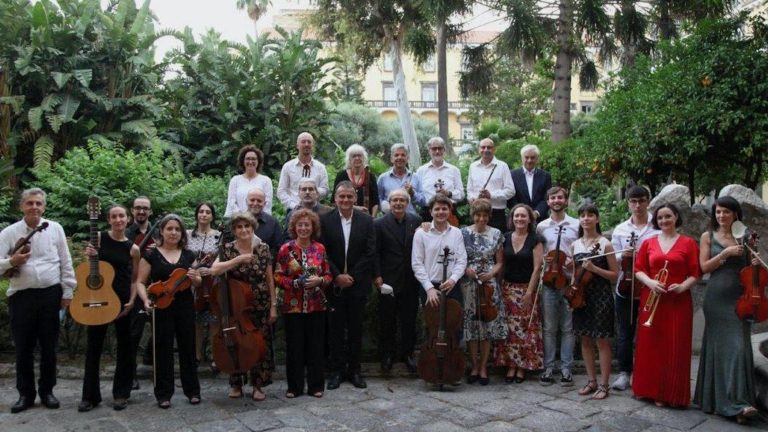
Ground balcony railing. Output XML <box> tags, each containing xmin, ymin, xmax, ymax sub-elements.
<box><xmin>367</xmin><ymin>100</ymin><xmax>471</xmax><ymax>110</ymax></box>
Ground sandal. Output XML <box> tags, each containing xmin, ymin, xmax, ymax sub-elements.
<box><xmin>311</xmin><ymin>391</ymin><xmax>323</xmax><ymax>398</ymax></box>
<box><xmin>505</xmin><ymin>367</ymin><xmax>518</xmax><ymax>383</ymax></box>
<box><xmin>578</xmin><ymin>380</ymin><xmax>597</xmax><ymax>396</ymax></box>
<box><xmin>285</xmin><ymin>391</ymin><xmax>297</xmax><ymax>399</ymax></box>
<box><xmin>654</xmin><ymin>400</ymin><xmax>667</xmax><ymax>407</ymax></box>
<box><xmin>188</xmin><ymin>395</ymin><xmax>201</xmax><ymax>405</ymax></box>
<box><xmin>158</xmin><ymin>400</ymin><xmax>171</xmax><ymax>409</ymax></box>
<box><xmin>592</xmin><ymin>384</ymin><xmax>609</xmax><ymax>400</ymax></box>
<box><xmin>736</xmin><ymin>406</ymin><xmax>758</xmax><ymax>424</ymax></box>
<box><xmin>228</xmin><ymin>386</ymin><xmax>243</xmax><ymax>399</ymax></box>
<box><xmin>252</xmin><ymin>387</ymin><xmax>266</xmax><ymax>401</ymax></box>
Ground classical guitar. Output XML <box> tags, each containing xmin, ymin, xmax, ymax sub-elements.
<box><xmin>71</xmin><ymin>197</ymin><xmax>120</xmax><ymax>326</ymax></box>
<box><xmin>2</xmin><ymin>221</ymin><xmax>49</xmax><ymax>278</ymax></box>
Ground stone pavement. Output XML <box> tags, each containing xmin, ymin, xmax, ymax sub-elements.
<box><xmin>0</xmin><ymin>362</ymin><xmax>765</xmax><ymax>432</ymax></box>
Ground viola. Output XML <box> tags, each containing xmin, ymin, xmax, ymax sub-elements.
<box><xmin>542</xmin><ymin>226</ymin><xmax>568</xmax><ymax>289</ymax></box>
<box><xmin>618</xmin><ymin>232</ymin><xmax>639</xmax><ymax>298</ymax></box>
<box><xmin>418</xmin><ymin>246</ymin><xmax>465</xmax><ymax>389</ymax></box>
<box><xmin>193</xmin><ymin>254</ymin><xmax>216</xmax><ymax>313</ymax></box>
<box><xmin>209</xmin><ymin>276</ymin><xmax>267</xmax><ymax>375</ymax></box>
<box><xmin>565</xmin><ymin>243</ymin><xmax>601</xmax><ymax>309</ymax></box>
<box><xmin>473</xmin><ymin>259</ymin><xmax>498</xmax><ymax>322</ymax></box>
<box><xmin>736</xmin><ymin>232</ymin><xmax>768</xmax><ymax>322</ymax></box>
<box><xmin>147</xmin><ymin>255</ymin><xmax>212</xmax><ymax>309</ymax></box>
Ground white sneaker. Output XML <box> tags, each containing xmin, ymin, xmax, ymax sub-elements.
<box><xmin>611</xmin><ymin>372</ymin><xmax>631</xmax><ymax>391</ymax></box>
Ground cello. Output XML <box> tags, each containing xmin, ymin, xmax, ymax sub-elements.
<box><xmin>418</xmin><ymin>247</ymin><xmax>465</xmax><ymax>389</ymax></box>
<box><xmin>736</xmin><ymin>232</ymin><xmax>768</xmax><ymax>322</ymax></box>
<box><xmin>542</xmin><ymin>226</ymin><xmax>568</xmax><ymax>289</ymax></box>
<box><xmin>209</xmin><ymin>270</ymin><xmax>267</xmax><ymax>376</ymax></box>
<box><xmin>565</xmin><ymin>243</ymin><xmax>600</xmax><ymax>309</ymax></box>
<box><xmin>474</xmin><ymin>258</ymin><xmax>498</xmax><ymax>322</ymax></box>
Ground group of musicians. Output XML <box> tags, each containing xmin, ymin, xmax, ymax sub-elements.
<box><xmin>0</xmin><ymin>132</ymin><xmax>760</xmax><ymax>425</ymax></box>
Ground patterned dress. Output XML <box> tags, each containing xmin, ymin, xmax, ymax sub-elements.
<box><xmin>458</xmin><ymin>226</ymin><xmax>508</xmax><ymax>342</ymax></box>
<box><xmin>220</xmin><ymin>240</ymin><xmax>274</xmax><ymax>387</ymax></box>
<box><xmin>495</xmin><ymin>232</ymin><xmax>544</xmax><ymax>370</ymax></box>
<box><xmin>572</xmin><ymin>237</ymin><xmax>614</xmax><ymax>338</ymax></box>
<box><xmin>186</xmin><ymin>229</ymin><xmax>220</xmax><ymax>323</ymax></box>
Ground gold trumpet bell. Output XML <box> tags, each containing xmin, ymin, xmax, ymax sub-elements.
<box><xmin>642</xmin><ymin>260</ymin><xmax>669</xmax><ymax>328</ymax></box>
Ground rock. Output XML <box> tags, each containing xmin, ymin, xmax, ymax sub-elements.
<box><xmin>719</xmin><ymin>184</ymin><xmax>768</xmax><ymax>212</ymax></box>
<box><xmin>650</xmin><ymin>184</ymin><xmax>691</xmax><ymax>210</ymax></box>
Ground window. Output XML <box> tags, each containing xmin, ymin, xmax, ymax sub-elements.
<box><xmin>423</xmin><ymin>55</ymin><xmax>435</xmax><ymax>72</ymax></box>
<box><xmin>421</xmin><ymin>82</ymin><xmax>437</xmax><ymax>106</ymax></box>
<box><xmin>383</xmin><ymin>53</ymin><xmax>394</xmax><ymax>72</ymax></box>
<box><xmin>581</xmin><ymin>101</ymin><xmax>594</xmax><ymax>113</ymax></box>
<box><xmin>570</xmin><ymin>103</ymin><xmax>577</xmax><ymax>111</ymax></box>
<box><xmin>382</xmin><ymin>82</ymin><xmax>396</xmax><ymax>102</ymax></box>
<box><xmin>461</xmin><ymin>124</ymin><xmax>475</xmax><ymax>141</ymax></box>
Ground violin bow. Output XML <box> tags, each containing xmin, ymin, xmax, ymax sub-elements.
<box><xmin>528</xmin><ymin>261</ymin><xmax>545</xmax><ymax>331</ymax></box>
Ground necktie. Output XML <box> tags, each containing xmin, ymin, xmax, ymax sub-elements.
<box><xmin>302</xmin><ymin>164</ymin><xmax>311</xmax><ymax>178</ymax></box>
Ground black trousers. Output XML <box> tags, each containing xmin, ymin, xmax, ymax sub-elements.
<box><xmin>129</xmin><ymin>306</ymin><xmax>150</xmax><ymax>375</ymax></box>
<box><xmin>152</xmin><ymin>294</ymin><xmax>199</xmax><ymax>401</ymax></box>
<box><xmin>378</xmin><ymin>287</ymin><xmax>419</xmax><ymax>361</ymax></box>
<box><xmin>327</xmin><ymin>293</ymin><xmax>367</xmax><ymax>374</ymax></box>
<box><xmin>9</xmin><ymin>285</ymin><xmax>62</xmax><ymax>399</ymax></box>
<box><xmin>82</xmin><ymin>311</ymin><xmax>134</xmax><ymax>403</ymax></box>
<box><xmin>489</xmin><ymin>208</ymin><xmax>507</xmax><ymax>232</ymax></box>
<box><xmin>285</xmin><ymin>312</ymin><xmax>325</xmax><ymax>395</ymax></box>
<box><xmin>615</xmin><ymin>294</ymin><xmax>640</xmax><ymax>373</ymax></box>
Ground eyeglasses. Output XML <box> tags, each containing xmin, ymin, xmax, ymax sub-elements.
<box><xmin>429</xmin><ymin>147</ymin><xmax>444</xmax><ymax>152</ymax></box>
<box><xmin>628</xmin><ymin>199</ymin><xmax>648</xmax><ymax>205</ymax></box>
<box><xmin>133</xmin><ymin>206</ymin><xmax>151</xmax><ymax>212</ymax></box>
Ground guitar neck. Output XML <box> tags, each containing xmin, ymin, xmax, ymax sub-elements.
<box><xmin>89</xmin><ymin>218</ymin><xmax>99</xmax><ymax>276</ymax></box>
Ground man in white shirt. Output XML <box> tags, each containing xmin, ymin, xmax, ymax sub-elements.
<box><xmin>536</xmin><ymin>186</ymin><xmax>579</xmax><ymax>387</ymax></box>
<box><xmin>414</xmin><ymin>137</ymin><xmax>464</xmax><ymax>222</ymax></box>
<box><xmin>466</xmin><ymin>138</ymin><xmax>515</xmax><ymax>231</ymax></box>
<box><xmin>412</xmin><ymin>195</ymin><xmax>467</xmax><ymax>307</ymax></box>
<box><xmin>0</xmin><ymin>188</ymin><xmax>76</xmax><ymax>413</ymax></box>
<box><xmin>277</xmin><ymin>132</ymin><xmax>330</xmax><ymax>209</ymax></box>
<box><xmin>610</xmin><ymin>186</ymin><xmax>659</xmax><ymax>391</ymax></box>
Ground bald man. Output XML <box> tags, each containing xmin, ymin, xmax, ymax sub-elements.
<box><xmin>277</xmin><ymin>132</ymin><xmax>330</xmax><ymax>209</ymax></box>
<box><xmin>246</xmin><ymin>188</ymin><xmax>283</xmax><ymax>260</ymax></box>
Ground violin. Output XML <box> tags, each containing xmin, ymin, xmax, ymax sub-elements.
<box><xmin>147</xmin><ymin>255</ymin><xmax>212</xmax><ymax>309</ymax></box>
<box><xmin>618</xmin><ymin>232</ymin><xmax>639</xmax><ymax>298</ymax></box>
<box><xmin>474</xmin><ymin>259</ymin><xmax>498</xmax><ymax>322</ymax></box>
<box><xmin>418</xmin><ymin>246</ymin><xmax>465</xmax><ymax>389</ymax></box>
<box><xmin>193</xmin><ymin>253</ymin><xmax>217</xmax><ymax>313</ymax></box>
<box><xmin>736</xmin><ymin>232</ymin><xmax>768</xmax><ymax>322</ymax></box>
<box><xmin>565</xmin><ymin>243</ymin><xmax>601</xmax><ymax>309</ymax></box>
<box><xmin>2</xmin><ymin>222</ymin><xmax>49</xmax><ymax>278</ymax></box>
<box><xmin>435</xmin><ymin>178</ymin><xmax>460</xmax><ymax>227</ymax></box>
<box><xmin>209</xmin><ymin>276</ymin><xmax>267</xmax><ymax>375</ymax></box>
<box><xmin>542</xmin><ymin>226</ymin><xmax>568</xmax><ymax>289</ymax></box>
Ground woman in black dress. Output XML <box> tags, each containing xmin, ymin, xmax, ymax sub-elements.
<box><xmin>79</xmin><ymin>205</ymin><xmax>140</xmax><ymax>412</ymax></box>
<box><xmin>137</xmin><ymin>214</ymin><xmax>202</xmax><ymax>409</ymax></box>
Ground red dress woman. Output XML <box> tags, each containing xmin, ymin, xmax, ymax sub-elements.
<box><xmin>633</xmin><ymin>203</ymin><xmax>701</xmax><ymax>407</ymax></box>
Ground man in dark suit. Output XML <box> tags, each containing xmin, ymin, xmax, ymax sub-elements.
<box><xmin>373</xmin><ymin>189</ymin><xmax>422</xmax><ymax>373</ymax></box>
<box><xmin>508</xmin><ymin>144</ymin><xmax>552</xmax><ymax>222</ymax></box>
<box><xmin>320</xmin><ymin>181</ymin><xmax>377</xmax><ymax>390</ymax></box>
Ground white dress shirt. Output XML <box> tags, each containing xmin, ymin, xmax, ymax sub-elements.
<box><xmin>466</xmin><ymin>157</ymin><xmax>516</xmax><ymax>209</ymax></box>
<box><xmin>525</xmin><ymin>169</ymin><xmax>535</xmax><ymax>199</ymax></box>
<box><xmin>276</xmin><ymin>158</ymin><xmax>329</xmax><ymax>209</ymax></box>
<box><xmin>414</xmin><ymin>161</ymin><xmax>464</xmax><ymax>207</ymax></box>
<box><xmin>411</xmin><ymin>223</ymin><xmax>467</xmax><ymax>292</ymax></box>
<box><xmin>224</xmin><ymin>173</ymin><xmax>273</xmax><ymax>217</ymax></box>
<box><xmin>0</xmin><ymin>218</ymin><xmax>76</xmax><ymax>299</ymax></box>
<box><xmin>611</xmin><ymin>213</ymin><xmax>659</xmax><ymax>295</ymax></box>
<box><xmin>536</xmin><ymin>214</ymin><xmax>579</xmax><ymax>281</ymax></box>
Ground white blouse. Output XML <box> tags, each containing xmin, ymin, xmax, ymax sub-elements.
<box><xmin>224</xmin><ymin>174</ymin><xmax>273</xmax><ymax>217</ymax></box>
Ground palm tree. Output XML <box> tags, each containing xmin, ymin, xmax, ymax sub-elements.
<box><xmin>236</xmin><ymin>0</ymin><xmax>271</xmax><ymax>36</ymax></box>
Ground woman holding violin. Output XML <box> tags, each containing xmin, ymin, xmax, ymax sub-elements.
<box><xmin>457</xmin><ymin>199</ymin><xmax>507</xmax><ymax>385</ymax></box>
<box><xmin>210</xmin><ymin>212</ymin><xmax>276</xmax><ymax>401</ymax></box>
<box><xmin>136</xmin><ymin>214</ymin><xmax>201</xmax><ymax>409</ymax></box>
<box><xmin>570</xmin><ymin>204</ymin><xmax>618</xmax><ymax>400</ymax></box>
<box><xmin>633</xmin><ymin>203</ymin><xmax>700</xmax><ymax>408</ymax></box>
<box><xmin>274</xmin><ymin>209</ymin><xmax>333</xmax><ymax>398</ymax></box>
<box><xmin>186</xmin><ymin>202</ymin><xmax>220</xmax><ymax>371</ymax></box>
<box><xmin>694</xmin><ymin>196</ymin><xmax>758</xmax><ymax>423</ymax></box>
<box><xmin>494</xmin><ymin>204</ymin><xmax>544</xmax><ymax>383</ymax></box>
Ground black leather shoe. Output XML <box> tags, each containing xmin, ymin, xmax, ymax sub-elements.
<box><xmin>326</xmin><ymin>373</ymin><xmax>341</xmax><ymax>390</ymax></box>
<box><xmin>349</xmin><ymin>372</ymin><xmax>367</xmax><ymax>389</ymax></box>
<box><xmin>132</xmin><ymin>378</ymin><xmax>140</xmax><ymax>390</ymax></box>
<box><xmin>479</xmin><ymin>376</ymin><xmax>490</xmax><ymax>386</ymax></box>
<box><xmin>467</xmin><ymin>374</ymin><xmax>479</xmax><ymax>384</ymax></box>
<box><xmin>78</xmin><ymin>400</ymin><xmax>96</xmax><ymax>412</ymax></box>
<box><xmin>40</xmin><ymin>393</ymin><xmax>60</xmax><ymax>409</ymax></box>
<box><xmin>381</xmin><ymin>356</ymin><xmax>393</xmax><ymax>372</ymax></box>
<box><xmin>11</xmin><ymin>397</ymin><xmax>34</xmax><ymax>413</ymax></box>
<box><xmin>405</xmin><ymin>354</ymin><xmax>417</xmax><ymax>373</ymax></box>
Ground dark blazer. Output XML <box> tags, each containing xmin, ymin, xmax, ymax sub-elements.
<box><xmin>320</xmin><ymin>209</ymin><xmax>376</xmax><ymax>297</ymax></box>
<box><xmin>508</xmin><ymin>168</ymin><xmax>552</xmax><ymax>222</ymax></box>
<box><xmin>373</xmin><ymin>212</ymin><xmax>422</xmax><ymax>294</ymax></box>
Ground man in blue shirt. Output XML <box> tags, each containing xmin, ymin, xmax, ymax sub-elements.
<box><xmin>377</xmin><ymin>143</ymin><xmax>419</xmax><ymax>216</ymax></box>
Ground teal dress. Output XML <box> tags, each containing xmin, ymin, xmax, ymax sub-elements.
<box><xmin>693</xmin><ymin>235</ymin><xmax>755</xmax><ymax>417</ymax></box>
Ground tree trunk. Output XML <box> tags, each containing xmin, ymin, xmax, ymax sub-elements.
<box><xmin>552</xmin><ymin>0</ymin><xmax>573</xmax><ymax>143</ymax></box>
<box><xmin>436</xmin><ymin>20</ymin><xmax>450</xmax><ymax>150</ymax></box>
<box><xmin>391</xmin><ymin>38</ymin><xmax>422</xmax><ymax>168</ymax></box>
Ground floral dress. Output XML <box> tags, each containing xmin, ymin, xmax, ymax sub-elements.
<box><xmin>220</xmin><ymin>240</ymin><xmax>274</xmax><ymax>387</ymax></box>
<box><xmin>458</xmin><ymin>226</ymin><xmax>508</xmax><ymax>341</ymax></box>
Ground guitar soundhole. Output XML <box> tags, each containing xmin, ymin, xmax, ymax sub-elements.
<box><xmin>87</xmin><ymin>274</ymin><xmax>103</xmax><ymax>289</ymax></box>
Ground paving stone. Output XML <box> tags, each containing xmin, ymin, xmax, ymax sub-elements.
<box><xmin>235</xmin><ymin>409</ymin><xmax>286</xmax><ymax>431</ymax></box>
<box><xmin>584</xmin><ymin>411</ymin><xmax>654</xmax><ymax>432</ymax></box>
<box><xmin>419</xmin><ymin>404</ymin><xmax>490</xmax><ymax>428</ymax></box>
<box><xmin>513</xmin><ymin>407</ymin><xmax>588</xmax><ymax>432</ymax></box>
<box><xmin>418</xmin><ymin>420</ymin><xmax>471</xmax><ymax>432</ymax></box>
<box><xmin>190</xmin><ymin>418</ymin><xmax>249</xmax><ymax>432</ymax></box>
<box><xmin>471</xmin><ymin>398</ymin><xmax>535</xmax><ymax>421</ymax></box>
<box><xmin>539</xmin><ymin>397</ymin><xmax>603</xmax><ymax>419</ymax></box>
<box><xmin>471</xmin><ymin>420</ymin><xmax>533</xmax><ymax>432</ymax></box>
<box><xmin>631</xmin><ymin>405</ymin><xmax>708</xmax><ymax>430</ymax></box>
<box><xmin>690</xmin><ymin>415</ymin><xmax>758</xmax><ymax>432</ymax></box>
<box><xmin>270</xmin><ymin>405</ymin><xmax>341</xmax><ymax>429</ymax></box>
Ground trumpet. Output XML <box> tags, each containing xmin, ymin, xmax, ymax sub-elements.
<box><xmin>642</xmin><ymin>260</ymin><xmax>669</xmax><ymax>327</ymax></box>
